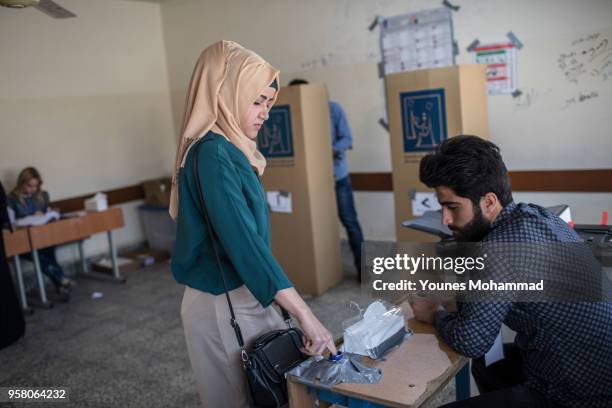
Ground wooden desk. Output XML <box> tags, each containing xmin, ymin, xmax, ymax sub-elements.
<box><xmin>18</xmin><ymin>208</ymin><xmax>126</xmax><ymax>306</ymax></box>
<box><xmin>27</xmin><ymin>216</ymin><xmax>90</xmax><ymax>249</ymax></box>
<box><xmin>288</xmin><ymin>316</ymin><xmax>470</xmax><ymax>408</ymax></box>
<box><xmin>3</xmin><ymin>228</ymin><xmax>30</xmax><ymax>258</ymax></box>
<box><xmin>3</xmin><ymin>228</ymin><xmax>34</xmax><ymax>313</ymax></box>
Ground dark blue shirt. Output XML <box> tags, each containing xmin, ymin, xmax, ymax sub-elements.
<box><xmin>329</xmin><ymin>101</ymin><xmax>352</xmax><ymax>181</ymax></box>
<box><xmin>7</xmin><ymin>191</ymin><xmax>49</xmax><ymax>219</ymax></box>
<box><xmin>435</xmin><ymin>202</ymin><xmax>612</xmax><ymax>407</ymax></box>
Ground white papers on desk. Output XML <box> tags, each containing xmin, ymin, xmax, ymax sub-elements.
<box><xmin>61</xmin><ymin>210</ymin><xmax>87</xmax><ymax>219</ymax></box>
<box><xmin>266</xmin><ymin>191</ymin><xmax>292</xmax><ymax>213</ymax></box>
<box><xmin>14</xmin><ymin>210</ymin><xmax>60</xmax><ymax>227</ymax></box>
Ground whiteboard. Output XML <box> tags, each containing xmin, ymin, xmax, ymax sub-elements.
<box><xmin>281</xmin><ymin>3</ymin><xmax>612</xmax><ymax>173</ymax></box>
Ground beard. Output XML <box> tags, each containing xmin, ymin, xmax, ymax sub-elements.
<box><xmin>450</xmin><ymin>205</ymin><xmax>491</xmax><ymax>242</ymax></box>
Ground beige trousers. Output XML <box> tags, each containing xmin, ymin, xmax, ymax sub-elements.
<box><xmin>181</xmin><ymin>285</ymin><xmax>285</xmax><ymax>408</ymax></box>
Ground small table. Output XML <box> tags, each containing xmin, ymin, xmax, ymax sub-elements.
<box><xmin>3</xmin><ymin>228</ymin><xmax>34</xmax><ymax>314</ymax></box>
<box><xmin>288</xmin><ymin>317</ymin><xmax>470</xmax><ymax>408</ymax></box>
<box><xmin>3</xmin><ymin>208</ymin><xmax>126</xmax><ymax>308</ymax></box>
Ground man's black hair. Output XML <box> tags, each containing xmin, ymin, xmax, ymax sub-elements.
<box><xmin>288</xmin><ymin>78</ymin><xmax>309</xmax><ymax>86</ymax></box>
<box><xmin>419</xmin><ymin>135</ymin><xmax>513</xmax><ymax>207</ymax></box>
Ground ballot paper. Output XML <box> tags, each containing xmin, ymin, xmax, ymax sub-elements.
<box><xmin>343</xmin><ymin>301</ymin><xmax>407</xmax><ymax>358</ymax></box>
<box><xmin>14</xmin><ymin>210</ymin><xmax>60</xmax><ymax>227</ymax></box>
<box><xmin>266</xmin><ymin>191</ymin><xmax>292</xmax><ymax>213</ymax></box>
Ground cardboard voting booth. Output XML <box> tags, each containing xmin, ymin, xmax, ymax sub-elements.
<box><xmin>259</xmin><ymin>84</ymin><xmax>343</xmax><ymax>296</ymax></box>
<box><xmin>386</xmin><ymin>65</ymin><xmax>489</xmax><ymax>242</ymax></box>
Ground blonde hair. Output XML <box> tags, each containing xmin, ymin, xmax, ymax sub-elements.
<box><xmin>12</xmin><ymin>167</ymin><xmax>45</xmax><ymax>207</ymax></box>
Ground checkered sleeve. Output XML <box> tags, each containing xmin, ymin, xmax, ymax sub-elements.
<box><xmin>434</xmin><ymin>301</ymin><xmax>511</xmax><ymax>358</ymax></box>
<box><xmin>434</xmin><ymin>243</ymin><xmax>517</xmax><ymax>358</ymax></box>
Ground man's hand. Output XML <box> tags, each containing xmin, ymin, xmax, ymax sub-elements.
<box><xmin>410</xmin><ymin>298</ymin><xmax>441</xmax><ymax>325</ymax></box>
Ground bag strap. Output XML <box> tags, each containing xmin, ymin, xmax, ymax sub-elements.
<box><xmin>191</xmin><ymin>140</ymin><xmax>292</xmax><ymax>356</ymax></box>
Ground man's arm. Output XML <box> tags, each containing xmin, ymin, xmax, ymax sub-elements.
<box><xmin>434</xmin><ymin>302</ymin><xmax>510</xmax><ymax>358</ymax></box>
<box><xmin>331</xmin><ymin>102</ymin><xmax>353</xmax><ymax>154</ymax></box>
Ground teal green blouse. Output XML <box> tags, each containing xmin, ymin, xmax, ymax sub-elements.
<box><xmin>171</xmin><ymin>131</ymin><xmax>293</xmax><ymax>307</ymax></box>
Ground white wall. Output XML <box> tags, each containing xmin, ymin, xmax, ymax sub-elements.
<box><xmin>160</xmin><ymin>0</ymin><xmax>612</xmax><ymax>240</ymax></box>
<box><xmin>0</xmin><ymin>0</ymin><xmax>176</xmax><ymax>260</ymax></box>
<box><xmin>2</xmin><ymin>1</ymin><xmax>609</xmax><ymax>251</ymax></box>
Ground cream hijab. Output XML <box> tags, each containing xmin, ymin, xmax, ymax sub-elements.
<box><xmin>170</xmin><ymin>40</ymin><xmax>279</xmax><ymax>219</ymax></box>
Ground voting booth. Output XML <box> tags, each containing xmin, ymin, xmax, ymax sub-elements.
<box><xmin>386</xmin><ymin>65</ymin><xmax>489</xmax><ymax>242</ymax></box>
<box><xmin>259</xmin><ymin>84</ymin><xmax>343</xmax><ymax>296</ymax></box>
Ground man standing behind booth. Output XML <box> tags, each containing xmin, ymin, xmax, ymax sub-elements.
<box><xmin>289</xmin><ymin>79</ymin><xmax>364</xmax><ymax>280</ymax></box>
<box><xmin>411</xmin><ymin>136</ymin><xmax>612</xmax><ymax>407</ymax></box>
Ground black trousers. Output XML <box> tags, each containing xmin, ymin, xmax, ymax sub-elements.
<box><xmin>440</xmin><ymin>344</ymin><xmax>559</xmax><ymax>408</ymax></box>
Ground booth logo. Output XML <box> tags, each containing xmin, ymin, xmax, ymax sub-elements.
<box><xmin>400</xmin><ymin>88</ymin><xmax>447</xmax><ymax>153</ymax></box>
<box><xmin>257</xmin><ymin>105</ymin><xmax>294</xmax><ymax>158</ymax></box>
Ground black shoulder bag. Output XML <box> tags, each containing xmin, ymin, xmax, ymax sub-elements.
<box><xmin>191</xmin><ymin>141</ymin><xmax>307</xmax><ymax>408</ymax></box>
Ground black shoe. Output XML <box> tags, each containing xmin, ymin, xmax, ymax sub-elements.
<box><xmin>58</xmin><ymin>286</ymin><xmax>71</xmax><ymax>302</ymax></box>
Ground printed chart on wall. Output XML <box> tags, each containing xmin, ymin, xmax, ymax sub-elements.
<box><xmin>257</xmin><ymin>104</ymin><xmax>295</xmax><ymax>167</ymax></box>
<box><xmin>474</xmin><ymin>43</ymin><xmax>517</xmax><ymax>95</ymax></box>
<box><xmin>380</xmin><ymin>7</ymin><xmax>455</xmax><ymax>75</ymax></box>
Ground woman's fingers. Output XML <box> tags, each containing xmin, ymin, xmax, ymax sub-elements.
<box><xmin>327</xmin><ymin>339</ymin><xmax>338</xmax><ymax>356</ymax></box>
<box><xmin>295</xmin><ymin>309</ymin><xmax>337</xmax><ymax>356</ymax></box>
<box><xmin>302</xmin><ymin>332</ymin><xmax>335</xmax><ymax>356</ymax></box>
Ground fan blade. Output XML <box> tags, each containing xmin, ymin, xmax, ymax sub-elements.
<box><xmin>34</xmin><ymin>0</ymin><xmax>75</xmax><ymax>18</ymax></box>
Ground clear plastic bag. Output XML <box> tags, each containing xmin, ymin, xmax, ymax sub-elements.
<box><xmin>342</xmin><ymin>300</ymin><xmax>412</xmax><ymax>359</ymax></box>
<box><xmin>287</xmin><ymin>352</ymin><xmax>382</xmax><ymax>389</ymax></box>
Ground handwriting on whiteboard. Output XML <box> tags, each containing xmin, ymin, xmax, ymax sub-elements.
<box><xmin>562</xmin><ymin>91</ymin><xmax>599</xmax><ymax>110</ymax></box>
<box><xmin>514</xmin><ymin>88</ymin><xmax>538</xmax><ymax>111</ymax></box>
<box><xmin>558</xmin><ymin>32</ymin><xmax>612</xmax><ymax>83</ymax></box>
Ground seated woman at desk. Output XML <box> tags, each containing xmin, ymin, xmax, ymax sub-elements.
<box><xmin>7</xmin><ymin>167</ymin><xmax>75</xmax><ymax>296</ymax></box>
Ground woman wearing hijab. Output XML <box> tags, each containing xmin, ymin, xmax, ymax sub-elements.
<box><xmin>170</xmin><ymin>41</ymin><xmax>336</xmax><ymax>407</ymax></box>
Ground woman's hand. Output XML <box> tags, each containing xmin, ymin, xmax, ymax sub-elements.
<box><xmin>274</xmin><ymin>287</ymin><xmax>337</xmax><ymax>356</ymax></box>
<box><xmin>296</xmin><ymin>310</ymin><xmax>337</xmax><ymax>356</ymax></box>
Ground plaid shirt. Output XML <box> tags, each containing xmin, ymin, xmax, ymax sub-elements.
<box><xmin>435</xmin><ymin>202</ymin><xmax>612</xmax><ymax>407</ymax></box>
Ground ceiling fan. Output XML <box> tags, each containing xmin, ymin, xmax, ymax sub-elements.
<box><xmin>0</xmin><ymin>0</ymin><xmax>76</xmax><ymax>18</ymax></box>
